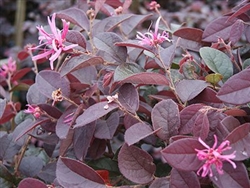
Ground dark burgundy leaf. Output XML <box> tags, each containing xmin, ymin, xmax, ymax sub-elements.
<box><xmin>161</xmin><ymin>137</ymin><xmax>204</xmax><ymax>171</ymax></box>
<box><xmin>192</xmin><ymin>112</ymin><xmax>209</xmax><ymax>140</ymax></box>
<box><xmin>170</xmin><ymin>168</ymin><xmax>200</xmax><ymax>188</ymax></box>
<box><xmin>217</xmin><ymin>69</ymin><xmax>250</xmax><ymax>105</ymax></box>
<box><xmin>210</xmin><ymin>162</ymin><xmax>250</xmax><ymax>188</ymax></box>
<box><xmin>17</xmin><ymin>50</ymin><xmax>29</xmax><ymax>61</ymax></box>
<box><xmin>56</xmin><ymin>7</ymin><xmax>89</xmax><ymax>31</ymax></box>
<box><xmin>175</xmin><ymin>80</ymin><xmax>208</xmax><ymax>102</ymax></box>
<box><xmin>202</xmin><ymin>16</ymin><xmax>237</xmax><ymax>42</ymax></box>
<box><xmin>56</xmin><ymin>157</ymin><xmax>105</xmax><ymax>187</ymax></box>
<box><xmin>93</xmin><ymin>32</ymin><xmax>127</xmax><ymax>63</ymax></box>
<box><xmin>87</xmin><ymin>138</ymin><xmax>106</xmax><ymax>159</ymax></box>
<box><xmin>73</xmin><ymin>122</ymin><xmax>96</xmax><ymax>160</ymax></box>
<box><xmin>152</xmin><ymin>99</ymin><xmax>180</xmax><ymax>141</ymax></box>
<box><xmin>92</xmin><ymin>14</ymin><xmax>132</xmax><ymax>36</ymax></box>
<box><xmin>229</xmin><ymin>20</ymin><xmax>245</xmax><ymax>44</ymax></box>
<box><xmin>245</xmin><ymin>25</ymin><xmax>250</xmax><ymax>43</ymax></box>
<box><xmin>123</xmin><ymin>114</ymin><xmax>140</xmax><ymax>129</ymax></box>
<box><xmin>118</xmin><ymin>84</ymin><xmax>139</xmax><ymax>113</ymax></box>
<box><xmin>66</xmin><ymin>30</ymin><xmax>86</xmax><ymax>49</ymax></box>
<box><xmin>59</xmin><ymin>128</ymin><xmax>74</xmax><ymax>156</ymax></box>
<box><xmin>118</xmin><ymin>143</ymin><xmax>156</xmax><ymax>184</ymax></box>
<box><xmin>26</xmin><ymin>84</ymin><xmax>47</xmax><ymax>104</ymax></box>
<box><xmin>179</xmin><ymin>104</ymin><xmax>205</xmax><ymax>134</ymax></box>
<box><xmin>19</xmin><ymin>156</ymin><xmax>44</xmax><ymax>177</ymax></box>
<box><xmin>36</xmin><ymin>70</ymin><xmax>70</xmax><ymax>99</ymax></box>
<box><xmin>228</xmin><ymin>3</ymin><xmax>250</xmax><ymax>20</ymax></box>
<box><xmin>149</xmin><ymin>177</ymin><xmax>170</xmax><ymax>188</ymax></box>
<box><xmin>11</xmin><ymin>67</ymin><xmax>31</xmax><ymax>82</ymax></box>
<box><xmin>74</xmin><ymin>102</ymin><xmax>119</xmax><ymax>128</ymax></box>
<box><xmin>18</xmin><ymin>178</ymin><xmax>47</xmax><ymax>188</ymax></box>
<box><xmin>94</xmin><ymin>112</ymin><xmax>119</xmax><ymax>139</ymax></box>
<box><xmin>192</xmin><ymin>87</ymin><xmax>222</xmax><ymax>104</ymax></box>
<box><xmin>225</xmin><ymin>123</ymin><xmax>250</xmax><ymax>161</ymax></box>
<box><xmin>38</xmin><ymin>104</ymin><xmax>62</xmax><ymax>119</ymax></box>
<box><xmin>120</xmin><ymin>14</ymin><xmax>152</xmax><ymax>35</ymax></box>
<box><xmin>174</xmin><ymin>28</ymin><xmax>203</xmax><ymax>42</ymax></box>
<box><xmin>0</xmin><ymin>103</ymin><xmax>16</xmax><ymax>124</ymax></box>
<box><xmin>60</xmin><ymin>54</ymin><xmax>104</xmax><ymax>77</ymax></box>
<box><xmin>124</xmin><ymin>122</ymin><xmax>157</xmax><ymax>146</ymax></box>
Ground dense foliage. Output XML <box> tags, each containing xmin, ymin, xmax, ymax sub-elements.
<box><xmin>0</xmin><ymin>0</ymin><xmax>250</xmax><ymax>188</ymax></box>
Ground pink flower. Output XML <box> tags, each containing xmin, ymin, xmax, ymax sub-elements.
<box><xmin>136</xmin><ymin>17</ymin><xmax>170</xmax><ymax>47</ymax></box>
<box><xmin>31</xmin><ymin>13</ymin><xmax>78</xmax><ymax>70</ymax></box>
<box><xmin>149</xmin><ymin>1</ymin><xmax>160</xmax><ymax>10</ymax></box>
<box><xmin>0</xmin><ymin>57</ymin><xmax>16</xmax><ymax>78</ymax></box>
<box><xmin>195</xmin><ymin>135</ymin><xmax>236</xmax><ymax>177</ymax></box>
<box><xmin>24</xmin><ymin>104</ymin><xmax>42</xmax><ymax>118</ymax></box>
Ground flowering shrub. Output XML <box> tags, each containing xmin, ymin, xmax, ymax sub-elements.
<box><xmin>0</xmin><ymin>1</ymin><xmax>250</xmax><ymax>188</ymax></box>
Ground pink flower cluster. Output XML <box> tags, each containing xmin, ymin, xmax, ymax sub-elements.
<box><xmin>195</xmin><ymin>135</ymin><xmax>236</xmax><ymax>177</ymax></box>
<box><xmin>0</xmin><ymin>57</ymin><xmax>16</xmax><ymax>78</ymax></box>
<box><xmin>24</xmin><ymin>104</ymin><xmax>42</xmax><ymax>118</ymax></box>
<box><xmin>31</xmin><ymin>13</ymin><xmax>78</xmax><ymax>70</ymax></box>
<box><xmin>136</xmin><ymin>17</ymin><xmax>170</xmax><ymax>47</ymax></box>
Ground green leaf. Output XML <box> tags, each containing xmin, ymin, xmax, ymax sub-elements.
<box><xmin>243</xmin><ymin>58</ymin><xmax>250</xmax><ymax>69</ymax></box>
<box><xmin>200</xmin><ymin>47</ymin><xmax>233</xmax><ymax>81</ymax></box>
<box><xmin>113</xmin><ymin>63</ymin><xmax>145</xmax><ymax>82</ymax></box>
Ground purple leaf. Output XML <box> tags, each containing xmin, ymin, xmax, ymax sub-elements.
<box><xmin>87</xmin><ymin>138</ymin><xmax>106</xmax><ymax>159</ymax></box>
<box><xmin>66</xmin><ymin>30</ymin><xmax>86</xmax><ymax>49</ymax></box>
<box><xmin>59</xmin><ymin>128</ymin><xmax>74</xmax><ymax>156</ymax></box>
<box><xmin>56</xmin><ymin>7</ymin><xmax>89</xmax><ymax>31</ymax></box>
<box><xmin>161</xmin><ymin>137</ymin><xmax>203</xmax><ymax>171</ymax></box>
<box><xmin>149</xmin><ymin>177</ymin><xmax>170</xmax><ymax>188</ymax></box>
<box><xmin>225</xmin><ymin>123</ymin><xmax>250</xmax><ymax>161</ymax></box>
<box><xmin>26</xmin><ymin>84</ymin><xmax>47</xmax><ymax>104</ymax></box>
<box><xmin>60</xmin><ymin>54</ymin><xmax>104</xmax><ymax>77</ymax></box>
<box><xmin>227</xmin><ymin>3</ymin><xmax>250</xmax><ymax>20</ymax></box>
<box><xmin>170</xmin><ymin>168</ymin><xmax>200</xmax><ymax>188</ymax></box>
<box><xmin>192</xmin><ymin>112</ymin><xmax>209</xmax><ymax>140</ymax></box>
<box><xmin>74</xmin><ymin>102</ymin><xmax>119</xmax><ymax>128</ymax></box>
<box><xmin>217</xmin><ymin>69</ymin><xmax>250</xmax><ymax>105</ymax></box>
<box><xmin>93</xmin><ymin>32</ymin><xmax>127</xmax><ymax>63</ymax></box>
<box><xmin>0</xmin><ymin>99</ymin><xmax>6</xmax><ymax>119</ymax></box>
<box><xmin>118</xmin><ymin>143</ymin><xmax>156</xmax><ymax>184</ymax></box>
<box><xmin>152</xmin><ymin>99</ymin><xmax>180</xmax><ymax>141</ymax></box>
<box><xmin>192</xmin><ymin>87</ymin><xmax>222</xmax><ymax>104</ymax></box>
<box><xmin>115</xmin><ymin>40</ymin><xmax>155</xmax><ymax>53</ymax></box>
<box><xmin>18</xmin><ymin>178</ymin><xmax>47</xmax><ymax>188</ymax></box>
<box><xmin>92</xmin><ymin>14</ymin><xmax>132</xmax><ymax>36</ymax></box>
<box><xmin>118</xmin><ymin>84</ymin><xmax>139</xmax><ymax>113</ymax></box>
<box><xmin>73</xmin><ymin>122</ymin><xmax>96</xmax><ymax>160</ymax></box>
<box><xmin>37</xmin><ymin>162</ymin><xmax>56</xmax><ymax>183</ymax></box>
<box><xmin>120</xmin><ymin>14</ymin><xmax>152</xmax><ymax>35</ymax></box>
<box><xmin>56</xmin><ymin>157</ymin><xmax>105</xmax><ymax>187</ymax></box>
<box><xmin>210</xmin><ymin>162</ymin><xmax>250</xmax><ymax>188</ymax></box>
<box><xmin>19</xmin><ymin>156</ymin><xmax>44</xmax><ymax>177</ymax></box>
<box><xmin>0</xmin><ymin>134</ymin><xmax>21</xmax><ymax>161</ymax></box>
<box><xmin>36</xmin><ymin>70</ymin><xmax>70</xmax><ymax>99</ymax></box>
<box><xmin>71</xmin><ymin>66</ymin><xmax>97</xmax><ymax>84</ymax></box>
<box><xmin>94</xmin><ymin>112</ymin><xmax>119</xmax><ymax>139</ymax></box>
<box><xmin>175</xmin><ymin>80</ymin><xmax>208</xmax><ymax>102</ymax></box>
<box><xmin>220</xmin><ymin>116</ymin><xmax>240</xmax><ymax>133</ymax></box>
<box><xmin>124</xmin><ymin>122</ymin><xmax>157</xmax><ymax>146</ymax></box>
<box><xmin>200</xmin><ymin>47</ymin><xmax>233</xmax><ymax>81</ymax></box>
<box><xmin>229</xmin><ymin>20</ymin><xmax>245</xmax><ymax>44</ymax></box>
<box><xmin>202</xmin><ymin>16</ymin><xmax>237</xmax><ymax>42</ymax></box>
<box><xmin>245</xmin><ymin>25</ymin><xmax>250</xmax><ymax>43</ymax></box>
<box><xmin>179</xmin><ymin>104</ymin><xmax>205</xmax><ymax>134</ymax></box>
<box><xmin>158</xmin><ymin>43</ymin><xmax>177</xmax><ymax>68</ymax></box>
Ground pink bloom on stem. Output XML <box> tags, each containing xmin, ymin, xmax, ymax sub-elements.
<box><xmin>149</xmin><ymin>1</ymin><xmax>160</xmax><ymax>10</ymax></box>
<box><xmin>195</xmin><ymin>135</ymin><xmax>236</xmax><ymax>177</ymax></box>
<box><xmin>31</xmin><ymin>13</ymin><xmax>78</xmax><ymax>70</ymax></box>
<box><xmin>0</xmin><ymin>57</ymin><xmax>16</xmax><ymax>78</ymax></box>
<box><xmin>136</xmin><ymin>17</ymin><xmax>170</xmax><ymax>47</ymax></box>
<box><xmin>24</xmin><ymin>104</ymin><xmax>42</xmax><ymax>118</ymax></box>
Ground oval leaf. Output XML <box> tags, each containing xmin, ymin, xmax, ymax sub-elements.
<box><xmin>118</xmin><ymin>143</ymin><xmax>156</xmax><ymax>184</ymax></box>
<box><xmin>217</xmin><ymin>68</ymin><xmax>250</xmax><ymax>105</ymax></box>
<box><xmin>200</xmin><ymin>47</ymin><xmax>233</xmax><ymax>81</ymax></box>
<box><xmin>18</xmin><ymin>178</ymin><xmax>47</xmax><ymax>188</ymax></box>
<box><xmin>93</xmin><ymin>32</ymin><xmax>127</xmax><ymax>63</ymax></box>
<box><xmin>56</xmin><ymin>157</ymin><xmax>105</xmax><ymax>188</ymax></box>
<box><xmin>161</xmin><ymin>138</ymin><xmax>204</xmax><ymax>171</ymax></box>
<box><xmin>152</xmin><ymin>99</ymin><xmax>180</xmax><ymax>141</ymax></box>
